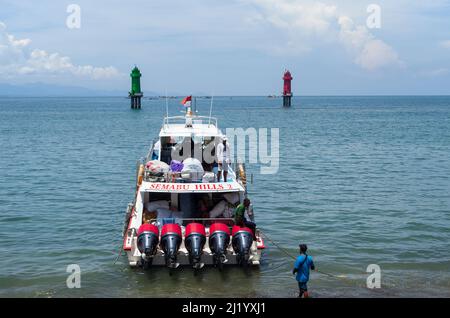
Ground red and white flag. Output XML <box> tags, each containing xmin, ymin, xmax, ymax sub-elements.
<box><xmin>181</xmin><ymin>95</ymin><xmax>192</xmax><ymax>107</ymax></box>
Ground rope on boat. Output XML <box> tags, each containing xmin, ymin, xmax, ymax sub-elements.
<box><xmin>259</xmin><ymin>229</ymin><xmax>355</xmax><ymax>281</ymax></box>
<box><xmin>113</xmin><ymin>244</ymin><xmax>123</xmax><ymax>265</ymax></box>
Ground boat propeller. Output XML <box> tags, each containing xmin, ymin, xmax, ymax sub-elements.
<box><xmin>184</xmin><ymin>223</ymin><xmax>206</xmax><ymax>270</ymax></box>
<box><xmin>137</xmin><ymin>223</ymin><xmax>159</xmax><ymax>269</ymax></box>
<box><xmin>209</xmin><ymin>223</ymin><xmax>231</xmax><ymax>270</ymax></box>
<box><xmin>231</xmin><ymin>225</ymin><xmax>254</xmax><ymax>267</ymax></box>
<box><xmin>160</xmin><ymin>223</ymin><xmax>182</xmax><ymax>270</ymax></box>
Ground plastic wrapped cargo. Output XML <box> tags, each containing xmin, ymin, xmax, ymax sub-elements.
<box><xmin>209</xmin><ymin>200</ymin><xmax>227</xmax><ymax>218</ymax></box>
<box><xmin>223</xmin><ymin>192</ymin><xmax>240</xmax><ymax>204</ymax></box>
<box><xmin>223</xmin><ymin>204</ymin><xmax>234</xmax><ymax>218</ymax></box>
<box><xmin>202</xmin><ymin>172</ymin><xmax>215</xmax><ymax>183</ymax></box>
<box><xmin>144</xmin><ymin>200</ymin><xmax>169</xmax><ymax>212</ymax></box>
<box><xmin>145</xmin><ymin>200</ymin><xmax>169</xmax><ymax>212</ymax></box>
<box><xmin>181</xmin><ymin>158</ymin><xmax>204</xmax><ymax>180</ymax></box>
<box><xmin>145</xmin><ymin>160</ymin><xmax>170</xmax><ymax>174</ymax></box>
<box><xmin>156</xmin><ymin>208</ymin><xmax>173</xmax><ymax>219</ymax></box>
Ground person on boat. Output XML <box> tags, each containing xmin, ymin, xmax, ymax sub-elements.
<box><xmin>216</xmin><ymin>136</ymin><xmax>231</xmax><ymax>182</ymax></box>
<box><xmin>152</xmin><ymin>139</ymin><xmax>161</xmax><ymax>160</ymax></box>
<box><xmin>234</xmin><ymin>198</ymin><xmax>256</xmax><ymax>240</ymax></box>
<box><xmin>293</xmin><ymin>244</ymin><xmax>315</xmax><ymax>298</ymax></box>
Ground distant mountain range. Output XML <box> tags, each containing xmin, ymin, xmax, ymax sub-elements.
<box><xmin>0</xmin><ymin>83</ymin><xmax>160</xmax><ymax>97</ymax></box>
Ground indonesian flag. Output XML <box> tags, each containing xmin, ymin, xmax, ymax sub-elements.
<box><xmin>181</xmin><ymin>95</ymin><xmax>192</xmax><ymax>107</ymax></box>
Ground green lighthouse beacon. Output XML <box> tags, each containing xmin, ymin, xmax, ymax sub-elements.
<box><xmin>129</xmin><ymin>66</ymin><xmax>143</xmax><ymax>109</ymax></box>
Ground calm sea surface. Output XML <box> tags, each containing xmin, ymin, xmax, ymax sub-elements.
<box><xmin>0</xmin><ymin>96</ymin><xmax>449</xmax><ymax>297</ymax></box>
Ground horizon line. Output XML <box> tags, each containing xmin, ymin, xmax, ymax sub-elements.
<box><xmin>1</xmin><ymin>94</ymin><xmax>450</xmax><ymax>98</ymax></box>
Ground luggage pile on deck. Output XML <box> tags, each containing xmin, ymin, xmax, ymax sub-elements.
<box><xmin>144</xmin><ymin>158</ymin><xmax>217</xmax><ymax>183</ymax></box>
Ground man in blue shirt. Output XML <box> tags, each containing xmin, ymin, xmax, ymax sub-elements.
<box><xmin>293</xmin><ymin>244</ymin><xmax>315</xmax><ymax>298</ymax></box>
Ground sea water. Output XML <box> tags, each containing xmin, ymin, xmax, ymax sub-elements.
<box><xmin>0</xmin><ymin>96</ymin><xmax>449</xmax><ymax>297</ymax></box>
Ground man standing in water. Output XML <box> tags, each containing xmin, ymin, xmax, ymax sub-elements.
<box><xmin>216</xmin><ymin>137</ymin><xmax>230</xmax><ymax>182</ymax></box>
<box><xmin>293</xmin><ymin>244</ymin><xmax>315</xmax><ymax>298</ymax></box>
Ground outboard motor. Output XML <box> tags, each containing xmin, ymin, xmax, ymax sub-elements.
<box><xmin>160</xmin><ymin>223</ymin><xmax>182</xmax><ymax>269</ymax></box>
<box><xmin>232</xmin><ymin>225</ymin><xmax>254</xmax><ymax>266</ymax></box>
<box><xmin>209</xmin><ymin>223</ymin><xmax>231</xmax><ymax>270</ymax></box>
<box><xmin>137</xmin><ymin>223</ymin><xmax>159</xmax><ymax>269</ymax></box>
<box><xmin>184</xmin><ymin>223</ymin><xmax>206</xmax><ymax>270</ymax></box>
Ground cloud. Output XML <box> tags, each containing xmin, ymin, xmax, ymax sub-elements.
<box><xmin>338</xmin><ymin>16</ymin><xmax>402</xmax><ymax>70</ymax></box>
<box><xmin>0</xmin><ymin>22</ymin><xmax>30</xmax><ymax>65</ymax></box>
<box><xmin>246</xmin><ymin>0</ymin><xmax>402</xmax><ymax>71</ymax></box>
<box><xmin>249</xmin><ymin>0</ymin><xmax>337</xmax><ymax>34</ymax></box>
<box><xmin>245</xmin><ymin>0</ymin><xmax>338</xmax><ymax>53</ymax></box>
<box><xmin>355</xmin><ymin>40</ymin><xmax>401</xmax><ymax>70</ymax></box>
<box><xmin>0</xmin><ymin>21</ymin><xmax>119</xmax><ymax>79</ymax></box>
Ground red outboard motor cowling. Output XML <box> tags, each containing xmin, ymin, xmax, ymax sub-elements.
<box><xmin>137</xmin><ymin>223</ymin><xmax>159</xmax><ymax>268</ymax></box>
<box><xmin>160</xmin><ymin>223</ymin><xmax>182</xmax><ymax>269</ymax></box>
<box><xmin>209</xmin><ymin>223</ymin><xmax>231</xmax><ymax>269</ymax></box>
<box><xmin>184</xmin><ymin>223</ymin><xmax>206</xmax><ymax>269</ymax></box>
<box><xmin>232</xmin><ymin>225</ymin><xmax>254</xmax><ymax>266</ymax></box>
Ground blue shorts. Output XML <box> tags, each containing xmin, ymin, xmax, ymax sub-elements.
<box><xmin>298</xmin><ymin>282</ymin><xmax>308</xmax><ymax>291</ymax></box>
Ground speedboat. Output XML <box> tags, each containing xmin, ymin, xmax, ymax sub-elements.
<box><xmin>122</xmin><ymin>99</ymin><xmax>265</xmax><ymax>271</ymax></box>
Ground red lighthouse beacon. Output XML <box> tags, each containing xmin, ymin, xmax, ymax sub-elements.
<box><xmin>282</xmin><ymin>69</ymin><xmax>293</xmax><ymax>107</ymax></box>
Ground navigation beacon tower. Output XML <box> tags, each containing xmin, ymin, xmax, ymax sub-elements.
<box><xmin>282</xmin><ymin>70</ymin><xmax>293</xmax><ymax>107</ymax></box>
<box><xmin>129</xmin><ymin>66</ymin><xmax>143</xmax><ymax>109</ymax></box>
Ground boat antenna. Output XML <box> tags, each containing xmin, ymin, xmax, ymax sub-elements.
<box><xmin>165</xmin><ymin>89</ymin><xmax>169</xmax><ymax>119</ymax></box>
<box><xmin>208</xmin><ymin>93</ymin><xmax>214</xmax><ymax>127</ymax></box>
<box><xmin>194</xmin><ymin>96</ymin><xmax>197</xmax><ymax>114</ymax></box>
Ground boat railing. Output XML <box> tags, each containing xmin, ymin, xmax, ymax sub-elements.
<box><xmin>144</xmin><ymin>137</ymin><xmax>159</xmax><ymax>162</ymax></box>
<box><xmin>143</xmin><ymin>168</ymin><xmax>237</xmax><ymax>183</ymax></box>
<box><xmin>163</xmin><ymin>115</ymin><xmax>218</xmax><ymax>128</ymax></box>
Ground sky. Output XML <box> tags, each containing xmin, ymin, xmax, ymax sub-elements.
<box><xmin>0</xmin><ymin>0</ymin><xmax>450</xmax><ymax>95</ymax></box>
